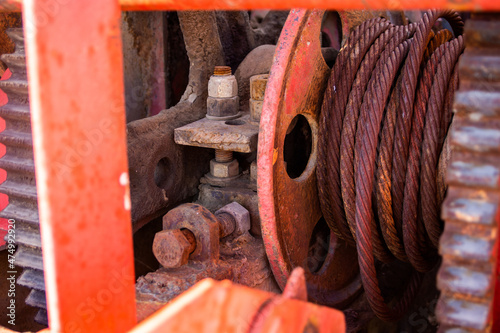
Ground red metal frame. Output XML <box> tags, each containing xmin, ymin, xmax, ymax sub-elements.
<box><xmin>0</xmin><ymin>0</ymin><xmax>494</xmax><ymax>332</ymax></box>
<box><xmin>23</xmin><ymin>0</ymin><xmax>136</xmax><ymax>331</ymax></box>
<box><xmin>2</xmin><ymin>0</ymin><xmax>500</xmax><ymax>11</ymax></box>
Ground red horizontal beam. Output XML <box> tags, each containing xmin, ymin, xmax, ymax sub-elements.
<box><xmin>120</xmin><ymin>0</ymin><xmax>500</xmax><ymax>11</ymax></box>
<box><xmin>2</xmin><ymin>0</ymin><xmax>500</xmax><ymax>11</ymax></box>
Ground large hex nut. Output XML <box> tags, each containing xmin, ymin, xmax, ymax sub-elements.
<box><xmin>215</xmin><ymin>202</ymin><xmax>250</xmax><ymax>237</ymax></box>
<box><xmin>153</xmin><ymin>229</ymin><xmax>191</xmax><ymax>268</ymax></box>
<box><xmin>208</xmin><ymin>74</ymin><xmax>238</xmax><ymax>98</ymax></box>
<box><xmin>250</xmin><ymin>74</ymin><xmax>269</xmax><ymax>101</ymax></box>
<box><xmin>210</xmin><ymin>158</ymin><xmax>239</xmax><ymax>178</ymax></box>
<box><xmin>207</xmin><ymin>96</ymin><xmax>240</xmax><ymax>119</ymax></box>
<box><xmin>163</xmin><ymin>203</ymin><xmax>219</xmax><ymax>262</ymax></box>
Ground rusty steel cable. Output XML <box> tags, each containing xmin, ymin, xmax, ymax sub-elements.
<box><xmin>317</xmin><ymin>10</ymin><xmax>465</xmax><ymax>320</ymax></box>
<box><xmin>317</xmin><ymin>17</ymin><xmax>391</xmax><ymax>244</ymax></box>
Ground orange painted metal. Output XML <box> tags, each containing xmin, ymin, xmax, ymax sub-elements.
<box><xmin>1</xmin><ymin>0</ymin><xmax>500</xmax><ymax>11</ymax></box>
<box><xmin>23</xmin><ymin>0</ymin><xmax>136</xmax><ymax>331</ymax></box>
<box><xmin>130</xmin><ymin>278</ymin><xmax>346</xmax><ymax>333</ymax></box>
<box><xmin>119</xmin><ymin>0</ymin><xmax>500</xmax><ymax>11</ymax></box>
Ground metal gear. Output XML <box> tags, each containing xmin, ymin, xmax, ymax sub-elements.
<box><xmin>0</xmin><ymin>29</ymin><xmax>47</xmax><ymax>324</ymax></box>
<box><xmin>437</xmin><ymin>13</ymin><xmax>500</xmax><ymax>333</ymax></box>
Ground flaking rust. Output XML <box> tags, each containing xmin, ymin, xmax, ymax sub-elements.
<box><xmin>136</xmin><ymin>230</ymin><xmax>280</xmax><ymax>321</ymax></box>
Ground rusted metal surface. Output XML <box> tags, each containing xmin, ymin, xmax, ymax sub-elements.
<box><xmin>137</xmin><ymin>214</ymin><xmax>279</xmax><ymax>321</ymax></box>
<box><xmin>121</xmin><ymin>11</ymin><xmax>166</xmax><ymax>121</ymax></box>
<box><xmin>197</xmin><ymin>178</ymin><xmax>261</xmax><ymax>235</ymax></box>
<box><xmin>162</xmin><ymin>204</ymin><xmax>220</xmax><ymax>263</ymax></box>
<box><xmin>23</xmin><ymin>0</ymin><xmax>136</xmax><ymax>330</ymax></box>
<box><xmin>128</xmin><ymin>11</ymin><xmax>287</xmax><ymax>232</ymax></box>
<box><xmin>317</xmin><ymin>10</ymin><xmax>465</xmax><ymax>321</ymax></box>
<box><xmin>0</xmin><ymin>12</ymin><xmax>21</xmax><ymax>76</ymax></box>
<box><xmin>127</xmin><ymin>11</ymin><xmax>224</xmax><ymax>231</ymax></box>
<box><xmin>174</xmin><ymin>114</ymin><xmax>259</xmax><ymax>153</ymax></box>
<box><xmin>134</xmin><ymin>271</ymin><xmax>345</xmax><ymax>333</ymax></box>
<box><xmin>152</xmin><ymin>202</ymin><xmax>250</xmax><ymax>268</ymax></box>
<box><xmin>152</xmin><ymin>229</ymin><xmax>195</xmax><ymax>268</ymax></box>
<box><xmin>0</xmin><ymin>28</ymin><xmax>47</xmax><ymax>324</ymax></box>
<box><xmin>258</xmin><ymin>9</ymin><xmax>362</xmax><ymax>309</ymax></box>
<box><xmin>437</xmin><ymin>13</ymin><xmax>500</xmax><ymax>333</ymax></box>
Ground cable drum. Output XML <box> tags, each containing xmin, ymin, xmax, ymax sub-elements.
<box><xmin>317</xmin><ymin>10</ymin><xmax>465</xmax><ymax>321</ymax></box>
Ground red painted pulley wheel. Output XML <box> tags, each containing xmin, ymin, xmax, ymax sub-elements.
<box><xmin>258</xmin><ymin>9</ymin><xmax>361</xmax><ymax>307</ymax></box>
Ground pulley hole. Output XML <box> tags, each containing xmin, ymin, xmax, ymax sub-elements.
<box><xmin>225</xmin><ymin>119</ymin><xmax>245</xmax><ymax>126</ymax></box>
<box><xmin>307</xmin><ymin>217</ymin><xmax>330</xmax><ymax>274</ymax></box>
<box><xmin>284</xmin><ymin>114</ymin><xmax>312</xmax><ymax>179</ymax></box>
<box><xmin>154</xmin><ymin>157</ymin><xmax>174</xmax><ymax>190</ymax></box>
<box><xmin>321</xmin><ymin>11</ymin><xmax>342</xmax><ymax>68</ymax></box>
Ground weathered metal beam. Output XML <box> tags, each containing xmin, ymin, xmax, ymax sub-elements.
<box><xmin>23</xmin><ymin>0</ymin><xmax>136</xmax><ymax>331</ymax></box>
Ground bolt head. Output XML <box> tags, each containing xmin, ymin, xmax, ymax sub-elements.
<box><xmin>153</xmin><ymin>229</ymin><xmax>191</xmax><ymax>268</ymax></box>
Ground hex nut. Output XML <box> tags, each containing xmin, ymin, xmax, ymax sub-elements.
<box><xmin>163</xmin><ymin>203</ymin><xmax>219</xmax><ymax>262</ymax></box>
<box><xmin>250</xmin><ymin>98</ymin><xmax>263</xmax><ymax>123</ymax></box>
<box><xmin>208</xmin><ymin>74</ymin><xmax>238</xmax><ymax>98</ymax></box>
<box><xmin>215</xmin><ymin>202</ymin><xmax>251</xmax><ymax>237</ymax></box>
<box><xmin>250</xmin><ymin>74</ymin><xmax>269</xmax><ymax>101</ymax></box>
<box><xmin>210</xmin><ymin>158</ymin><xmax>239</xmax><ymax>178</ymax></box>
<box><xmin>207</xmin><ymin>96</ymin><xmax>240</xmax><ymax>119</ymax></box>
<box><xmin>152</xmin><ymin>229</ymin><xmax>191</xmax><ymax>268</ymax></box>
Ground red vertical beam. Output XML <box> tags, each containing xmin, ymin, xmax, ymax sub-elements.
<box><xmin>23</xmin><ymin>0</ymin><xmax>136</xmax><ymax>331</ymax></box>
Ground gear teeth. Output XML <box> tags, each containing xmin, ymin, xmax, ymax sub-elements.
<box><xmin>0</xmin><ymin>28</ymin><xmax>46</xmax><ymax>325</ymax></box>
<box><xmin>437</xmin><ymin>13</ymin><xmax>500</xmax><ymax>333</ymax></box>
<box><xmin>26</xmin><ymin>289</ymin><xmax>47</xmax><ymax>309</ymax></box>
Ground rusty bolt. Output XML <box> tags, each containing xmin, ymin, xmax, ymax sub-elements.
<box><xmin>215</xmin><ymin>149</ymin><xmax>233</xmax><ymax>163</ymax></box>
<box><xmin>215</xmin><ymin>202</ymin><xmax>250</xmax><ymax>237</ymax></box>
<box><xmin>215</xmin><ymin>212</ymin><xmax>236</xmax><ymax>238</ymax></box>
<box><xmin>209</xmin><ymin>66</ymin><xmax>237</xmax><ymax>98</ymax></box>
<box><xmin>153</xmin><ymin>229</ymin><xmax>196</xmax><ymax>268</ymax></box>
<box><xmin>155</xmin><ymin>202</ymin><xmax>250</xmax><ymax>268</ymax></box>
<box><xmin>213</xmin><ymin>66</ymin><xmax>231</xmax><ymax>76</ymax></box>
<box><xmin>207</xmin><ymin>66</ymin><xmax>239</xmax><ymax>119</ymax></box>
<box><xmin>210</xmin><ymin>158</ymin><xmax>239</xmax><ymax>178</ymax></box>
